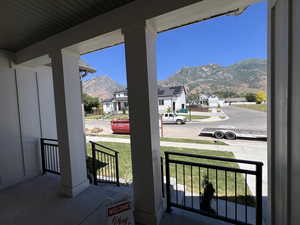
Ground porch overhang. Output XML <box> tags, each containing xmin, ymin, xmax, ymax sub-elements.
<box><xmin>14</xmin><ymin>0</ymin><xmax>260</xmax><ymax>66</ymax></box>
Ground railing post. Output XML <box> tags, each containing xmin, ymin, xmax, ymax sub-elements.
<box><xmin>256</xmin><ymin>164</ymin><xmax>263</xmax><ymax>225</ymax></box>
<box><xmin>115</xmin><ymin>152</ymin><xmax>120</xmax><ymax>186</ymax></box>
<box><xmin>40</xmin><ymin>138</ymin><xmax>46</xmax><ymax>174</ymax></box>
<box><xmin>91</xmin><ymin>142</ymin><xmax>97</xmax><ymax>185</ymax></box>
<box><xmin>161</xmin><ymin>157</ymin><xmax>165</xmax><ymax>198</ymax></box>
<box><xmin>165</xmin><ymin>152</ymin><xmax>172</xmax><ymax>212</ymax></box>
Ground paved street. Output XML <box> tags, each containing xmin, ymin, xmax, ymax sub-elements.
<box><xmin>85</xmin><ymin>106</ymin><xmax>267</xmax><ymax>140</ymax></box>
<box><xmin>212</xmin><ymin>106</ymin><xmax>267</xmax><ymax>130</ymax></box>
<box><xmin>159</xmin><ymin>106</ymin><xmax>267</xmax><ymax>139</ymax></box>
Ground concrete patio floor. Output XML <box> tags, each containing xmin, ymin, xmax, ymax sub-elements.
<box><xmin>0</xmin><ymin>174</ymin><xmax>241</xmax><ymax>225</ymax></box>
<box><xmin>0</xmin><ymin>174</ymin><xmax>131</xmax><ymax>225</ymax></box>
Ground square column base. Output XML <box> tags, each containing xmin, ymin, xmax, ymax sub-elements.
<box><xmin>135</xmin><ymin>200</ymin><xmax>165</xmax><ymax>225</ymax></box>
<box><xmin>60</xmin><ymin>179</ymin><xmax>90</xmax><ymax>198</ymax></box>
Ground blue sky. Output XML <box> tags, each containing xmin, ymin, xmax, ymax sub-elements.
<box><xmin>81</xmin><ymin>1</ymin><xmax>267</xmax><ymax>85</ymax></box>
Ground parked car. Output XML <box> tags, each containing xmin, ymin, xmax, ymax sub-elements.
<box><xmin>111</xmin><ymin>119</ymin><xmax>130</xmax><ymax>134</ymax></box>
<box><xmin>111</xmin><ymin>113</ymin><xmax>186</xmax><ymax>134</ymax></box>
<box><xmin>161</xmin><ymin>113</ymin><xmax>186</xmax><ymax>124</ymax></box>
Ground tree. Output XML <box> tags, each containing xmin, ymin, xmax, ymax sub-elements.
<box><xmin>245</xmin><ymin>93</ymin><xmax>257</xmax><ymax>102</ymax></box>
<box><xmin>256</xmin><ymin>91</ymin><xmax>267</xmax><ymax>104</ymax></box>
<box><xmin>82</xmin><ymin>93</ymin><xmax>100</xmax><ymax>114</ymax></box>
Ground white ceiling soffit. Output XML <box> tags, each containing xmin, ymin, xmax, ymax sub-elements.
<box><xmin>16</xmin><ymin>0</ymin><xmax>261</xmax><ymax>65</ymax></box>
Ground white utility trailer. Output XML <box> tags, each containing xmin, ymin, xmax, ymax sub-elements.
<box><xmin>200</xmin><ymin>127</ymin><xmax>267</xmax><ymax>140</ymax></box>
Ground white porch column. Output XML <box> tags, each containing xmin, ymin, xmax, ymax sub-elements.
<box><xmin>123</xmin><ymin>21</ymin><xmax>163</xmax><ymax>225</ymax></box>
<box><xmin>269</xmin><ymin>1</ymin><xmax>300</xmax><ymax>225</ymax></box>
<box><xmin>49</xmin><ymin>50</ymin><xmax>89</xmax><ymax>197</ymax></box>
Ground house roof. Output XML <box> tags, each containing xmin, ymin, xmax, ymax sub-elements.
<box><xmin>158</xmin><ymin>86</ymin><xmax>185</xmax><ymax>97</ymax></box>
<box><xmin>45</xmin><ymin>59</ymin><xmax>96</xmax><ymax>74</ymax></box>
<box><xmin>117</xmin><ymin>86</ymin><xmax>185</xmax><ymax>97</ymax></box>
<box><xmin>102</xmin><ymin>86</ymin><xmax>185</xmax><ymax>103</ymax></box>
<box><xmin>113</xmin><ymin>97</ymin><xmax>128</xmax><ymax>102</ymax></box>
<box><xmin>102</xmin><ymin>98</ymin><xmax>113</xmax><ymax>103</ymax></box>
<box><xmin>78</xmin><ymin>59</ymin><xmax>96</xmax><ymax>74</ymax></box>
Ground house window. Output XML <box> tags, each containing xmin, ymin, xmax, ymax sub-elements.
<box><xmin>159</xmin><ymin>99</ymin><xmax>164</xmax><ymax>105</ymax></box>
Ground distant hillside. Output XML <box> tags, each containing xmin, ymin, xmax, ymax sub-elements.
<box><xmin>82</xmin><ymin>75</ymin><xmax>124</xmax><ymax>100</ymax></box>
<box><xmin>159</xmin><ymin>59</ymin><xmax>267</xmax><ymax>95</ymax></box>
<box><xmin>83</xmin><ymin>59</ymin><xmax>267</xmax><ymax>100</ymax></box>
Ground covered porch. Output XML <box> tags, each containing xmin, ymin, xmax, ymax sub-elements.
<box><xmin>0</xmin><ymin>0</ymin><xmax>299</xmax><ymax>225</ymax></box>
<box><xmin>0</xmin><ymin>174</ymin><xmax>227</xmax><ymax>225</ymax></box>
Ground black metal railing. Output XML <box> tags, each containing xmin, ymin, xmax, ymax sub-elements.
<box><xmin>40</xmin><ymin>138</ymin><xmax>60</xmax><ymax>175</ymax></box>
<box><xmin>161</xmin><ymin>157</ymin><xmax>165</xmax><ymax>198</ymax></box>
<box><xmin>90</xmin><ymin>141</ymin><xmax>120</xmax><ymax>186</ymax></box>
<box><xmin>164</xmin><ymin>151</ymin><xmax>263</xmax><ymax>225</ymax></box>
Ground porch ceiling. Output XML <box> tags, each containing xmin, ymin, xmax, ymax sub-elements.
<box><xmin>0</xmin><ymin>0</ymin><xmax>133</xmax><ymax>52</ymax></box>
<box><xmin>14</xmin><ymin>0</ymin><xmax>261</xmax><ymax>65</ymax></box>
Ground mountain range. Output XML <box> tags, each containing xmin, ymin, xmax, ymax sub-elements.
<box><xmin>82</xmin><ymin>58</ymin><xmax>267</xmax><ymax>100</ymax></box>
<box><xmin>82</xmin><ymin>75</ymin><xmax>124</xmax><ymax>100</ymax></box>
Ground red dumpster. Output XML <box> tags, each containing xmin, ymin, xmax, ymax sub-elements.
<box><xmin>111</xmin><ymin>119</ymin><xmax>130</xmax><ymax>134</ymax></box>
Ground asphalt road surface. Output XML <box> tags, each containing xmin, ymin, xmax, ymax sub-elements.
<box><xmin>194</xmin><ymin>106</ymin><xmax>267</xmax><ymax>130</ymax></box>
<box><xmin>85</xmin><ymin>106</ymin><xmax>267</xmax><ymax>140</ymax></box>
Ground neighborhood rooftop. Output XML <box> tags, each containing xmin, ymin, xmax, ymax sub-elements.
<box><xmin>105</xmin><ymin>85</ymin><xmax>185</xmax><ymax>101</ymax></box>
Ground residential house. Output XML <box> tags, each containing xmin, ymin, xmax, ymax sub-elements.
<box><xmin>0</xmin><ymin>0</ymin><xmax>297</xmax><ymax>225</ymax></box>
<box><xmin>103</xmin><ymin>86</ymin><xmax>186</xmax><ymax>114</ymax></box>
<box><xmin>199</xmin><ymin>94</ymin><xmax>225</xmax><ymax>107</ymax></box>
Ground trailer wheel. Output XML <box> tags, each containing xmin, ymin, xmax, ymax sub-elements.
<box><xmin>214</xmin><ymin>131</ymin><xmax>225</xmax><ymax>139</ymax></box>
<box><xmin>225</xmin><ymin>132</ymin><xmax>236</xmax><ymax>140</ymax></box>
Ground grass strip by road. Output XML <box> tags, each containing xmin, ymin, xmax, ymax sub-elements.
<box><xmin>85</xmin><ymin>114</ymin><xmax>129</xmax><ymax>120</ymax></box>
<box><xmin>97</xmin><ymin>134</ymin><xmax>227</xmax><ymax>145</ymax></box>
<box><xmin>234</xmin><ymin>104</ymin><xmax>267</xmax><ymax>112</ymax></box>
<box><xmin>85</xmin><ymin>114</ymin><xmax>210</xmax><ymax>120</ymax></box>
<box><xmin>85</xmin><ymin>114</ymin><xmax>102</xmax><ymax>120</ymax></box>
<box><xmin>87</xmin><ymin>141</ymin><xmax>253</xmax><ymax>205</ymax></box>
<box><xmin>190</xmin><ymin>115</ymin><xmax>210</xmax><ymax>120</ymax></box>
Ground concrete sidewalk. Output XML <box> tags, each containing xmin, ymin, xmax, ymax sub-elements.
<box><xmin>86</xmin><ymin>136</ymin><xmax>266</xmax><ymax>152</ymax></box>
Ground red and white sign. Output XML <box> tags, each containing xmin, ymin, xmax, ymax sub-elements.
<box><xmin>107</xmin><ymin>201</ymin><xmax>134</xmax><ymax>225</ymax></box>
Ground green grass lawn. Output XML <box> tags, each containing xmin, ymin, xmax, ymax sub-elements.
<box><xmin>190</xmin><ymin>115</ymin><xmax>210</xmax><ymax>120</ymax></box>
<box><xmin>106</xmin><ymin>114</ymin><xmax>129</xmax><ymax>120</ymax></box>
<box><xmin>85</xmin><ymin>114</ymin><xmax>102</xmax><ymax>120</ymax></box>
<box><xmin>85</xmin><ymin>114</ymin><xmax>129</xmax><ymax>120</ymax></box>
<box><xmin>87</xmin><ymin>141</ymin><xmax>253</xmax><ymax>205</ymax></box>
<box><xmin>98</xmin><ymin>134</ymin><xmax>227</xmax><ymax>145</ymax></box>
<box><xmin>234</xmin><ymin>104</ymin><xmax>267</xmax><ymax>112</ymax></box>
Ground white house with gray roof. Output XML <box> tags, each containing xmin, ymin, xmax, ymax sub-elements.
<box><xmin>103</xmin><ymin>86</ymin><xmax>186</xmax><ymax>114</ymax></box>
